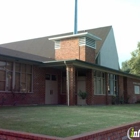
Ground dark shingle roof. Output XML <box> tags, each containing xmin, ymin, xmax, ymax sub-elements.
<box><xmin>0</xmin><ymin>26</ymin><xmax>112</xmax><ymax>59</ymax></box>
<box><xmin>86</xmin><ymin>26</ymin><xmax>112</xmax><ymax>56</ymax></box>
<box><xmin>0</xmin><ymin>47</ymin><xmax>54</xmax><ymax>62</ymax></box>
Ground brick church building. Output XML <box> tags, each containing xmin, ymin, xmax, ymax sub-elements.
<box><xmin>0</xmin><ymin>26</ymin><xmax>140</xmax><ymax>106</ymax></box>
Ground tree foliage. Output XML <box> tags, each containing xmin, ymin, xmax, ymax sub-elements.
<box><xmin>121</xmin><ymin>60</ymin><xmax>130</xmax><ymax>73</ymax></box>
<box><xmin>121</xmin><ymin>42</ymin><xmax>140</xmax><ymax>76</ymax></box>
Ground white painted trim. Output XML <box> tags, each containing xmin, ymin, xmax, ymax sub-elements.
<box><xmin>54</xmin><ymin>48</ymin><xmax>60</xmax><ymax>49</ymax></box>
<box><xmin>49</xmin><ymin>32</ymin><xmax>101</xmax><ymax>41</ymax></box>
<box><xmin>79</xmin><ymin>44</ymin><xmax>96</xmax><ymax>49</ymax></box>
<box><xmin>94</xmin><ymin>94</ymin><xmax>106</xmax><ymax>96</ymax></box>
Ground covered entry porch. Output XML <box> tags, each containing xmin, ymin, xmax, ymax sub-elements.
<box><xmin>43</xmin><ymin>59</ymin><xmax>128</xmax><ymax>106</ymax></box>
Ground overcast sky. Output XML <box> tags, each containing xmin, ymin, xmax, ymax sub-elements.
<box><xmin>0</xmin><ymin>0</ymin><xmax>140</xmax><ymax>67</ymax></box>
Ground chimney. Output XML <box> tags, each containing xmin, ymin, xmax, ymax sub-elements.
<box><xmin>49</xmin><ymin>32</ymin><xmax>101</xmax><ymax>64</ymax></box>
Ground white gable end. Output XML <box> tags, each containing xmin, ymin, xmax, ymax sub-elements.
<box><xmin>98</xmin><ymin>28</ymin><xmax>119</xmax><ymax>70</ymax></box>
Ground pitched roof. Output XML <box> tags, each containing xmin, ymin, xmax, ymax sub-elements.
<box><xmin>85</xmin><ymin>26</ymin><xmax>112</xmax><ymax>56</ymax></box>
<box><xmin>0</xmin><ymin>26</ymin><xmax>112</xmax><ymax>59</ymax></box>
<box><xmin>0</xmin><ymin>47</ymin><xmax>54</xmax><ymax>62</ymax></box>
<box><xmin>0</xmin><ymin>37</ymin><xmax>55</xmax><ymax>59</ymax></box>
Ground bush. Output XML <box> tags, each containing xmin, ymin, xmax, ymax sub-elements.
<box><xmin>78</xmin><ymin>90</ymin><xmax>88</xmax><ymax>99</ymax></box>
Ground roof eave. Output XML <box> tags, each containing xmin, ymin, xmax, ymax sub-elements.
<box><xmin>0</xmin><ymin>54</ymin><xmax>43</xmax><ymax>64</ymax></box>
<box><xmin>49</xmin><ymin>32</ymin><xmax>101</xmax><ymax>41</ymax></box>
<box><xmin>43</xmin><ymin>59</ymin><xmax>140</xmax><ymax>80</ymax></box>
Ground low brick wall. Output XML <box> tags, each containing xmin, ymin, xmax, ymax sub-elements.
<box><xmin>0</xmin><ymin>129</ymin><xmax>62</xmax><ymax>140</ymax></box>
<box><xmin>66</xmin><ymin>121</ymin><xmax>140</xmax><ymax>140</ymax></box>
<box><xmin>0</xmin><ymin>121</ymin><xmax>140</xmax><ymax>140</ymax></box>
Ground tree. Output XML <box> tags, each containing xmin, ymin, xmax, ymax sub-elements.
<box><xmin>121</xmin><ymin>60</ymin><xmax>130</xmax><ymax>73</ymax></box>
<box><xmin>121</xmin><ymin>42</ymin><xmax>140</xmax><ymax>76</ymax></box>
<box><xmin>128</xmin><ymin>42</ymin><xmax>140</xmax><ymax>76</ymax></box>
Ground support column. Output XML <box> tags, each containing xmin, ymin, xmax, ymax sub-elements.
<box><xmin>66</xmin><ymin>65</ymin><xmax>76</xmax><ymax>106</ymax></box>
<box><xmin>105</xmin><ymin>73</ymin><xmax>109</xmax><ymax>105</ymax></box>
<box><xmin>86</xmin><ymin>69</ymin><xmax>94</xmax><ymax>105</ymax></box>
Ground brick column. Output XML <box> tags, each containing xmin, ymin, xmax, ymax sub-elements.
<box><xmin>118</xmin><ymin>76</ymin><xmax>125</xmax><ymax>98</ymax></box>
<box><xmin>57</xmin><ymin>72</ymin><xmax>62</xmax><ymax>104</ymax></box>
<box><xmin>105</xmin><ymin>73</ymin><xmax>109</xmax><ymax>105</ymax></box>
<box><xmin>66</xmin><ymin>65</ymin><xmax>76</xmax><ymax>106</ymax></box>
<box><xmin>86</xmin><ymin>69</ymin><xmax>94</xmax><ymax>105</ymax></box>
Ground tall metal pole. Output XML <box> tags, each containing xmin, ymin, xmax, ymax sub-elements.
<box><xmin>74</xmin><ymin>0</ymin><xmax>78</xmax><ymax>34</ymax></box>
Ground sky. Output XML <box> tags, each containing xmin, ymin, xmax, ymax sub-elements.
<box><xmin>0</xmin><ymin>0</ymin><xmax>140</xmax><ymax>67</ymax></box>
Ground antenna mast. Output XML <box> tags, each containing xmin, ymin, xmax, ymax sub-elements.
<box><xmin>74</xmin><ymin>0</ymin><xmax>78</xmax><ymax>34</ymax></box>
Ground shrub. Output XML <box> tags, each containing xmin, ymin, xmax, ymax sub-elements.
<box><xmin>78</xmin><ymin>90</ymin><xmax>88</xmax><ymax>99</ymax></box>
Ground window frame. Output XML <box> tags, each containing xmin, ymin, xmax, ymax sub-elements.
<box><xmin>108</xmin><ymin>74</ymin><xmax>118</xmax><ymax>96</ymax></box>
<box><xmin>94</xmin><ymin>71</ymin><xmax>105</xmax><ymax>95</ymax></box>
<box><xmin>0</xmin><ymin>60</ymin><xmax>33</xmax><ymax>93</ymax></box>
<box><xmin>0</xmin><ymin>61</ymin><xmax>13</xmax><ymax>92</ymax></box>
<box><xmin>134</xmin><ymin>85</ymin><xmax>140</xmax><ymax>94</ymax></box>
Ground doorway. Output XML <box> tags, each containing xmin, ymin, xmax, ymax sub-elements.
<box><xmin>77</xmin><ymin>76</ymin><xmax>86</xmax><ymax>105</ymax></box>
<box><xmin>45</xmin><ymin>74</ymin><xmax>58</xmax><ymax>104</ymax></box>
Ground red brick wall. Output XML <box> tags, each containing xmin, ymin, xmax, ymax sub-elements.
<box><xmin>55</xmin><ymin>38</ymin><xmax>80</xmax><ymax>60</ymax></box>
<box><xmin>33</xmin><ymin>66</ymin><xmax>46</xmax><ymax>104</ymax></box>
<box><xmin>0</xmin><ymin>66</ymin><xmax>46</xmax><ymax>106</ymax></box>
<box><xmin>93</xmin><ymin>95</ymin><xmax>112</xmax><ymax>105</ymax></box>
<box><xmin>1</xmin><ymin>122</ymin><xmax>140</xmax><ymax>140</ymax></box>
<box><xmin>55</xmin><ymin>38</ymin><xmax>95</xmax><ymax>63</ymax></box>
<box><xmin>66</xmin><ymin>121</ymin><xmax>140</xmax><ymax>140</ymax></box>
<box><xmin>0</xmin><ymin>66</ymin><xmax>63</xmax><ymax>106</ymax></box>
<box><xmin>0</xmin><ymin>129</ymin><xmax>61</xmax><ymax>140</ymax></box>
<box><xmin>66</xmin><ymin>65</ymin><xmax>76</xmax><ymax>105</ymax></box>
<box><xmin>86</xmin><ymin>70</ymin><xmax>94</xmax><ymax>105</ymax></box>
<box><xmin>127</xmin><ymin>78</ymin><xmax>140</xmax><ymax>103</ymax></box>
<box><xmin>118</xmin><ymin>76</ymin><xmax>124</xmax><ymax>97</ymax></box>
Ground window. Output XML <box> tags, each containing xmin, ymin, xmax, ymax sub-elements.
<box><xmin>108</xmin><ymin>74</ymin><xmax>118</xmax><ymax>95</ymax></box>
<box><xmin>134</xmin><ymin>85</ymin><xmax>140</xmax><ymax>94</ymax></box>
<box><xmin>0</xmin><ymin>61</ymin><xmax>13</xmax><ymax>91</ymax></box>
<box><xmin>79</xmin><ymin>37</ymin><xmax>96</xmax><ymax>49</ymax></box>
<box><xmin>15</xmin><ymin>63</ymin><xmax>32</xmax><ymax>92</ymax></box>
<box><xmin>46</xmin><ymin>74</ymin><xmax>50</xmax><ymax>80</ymax></box>
<box><xmin>46</xmin><ymin>74</ymin><xmax>57</xmax><ymax>81</ymax></box>
<box><xmin>0</xmin><ymin>60</ymin><xmax>32</xmax><ymax>93</ymax></box>
<box><xmin>94</xmin><ymin>71</ymin><xmax>105</xmax><ymax>95</ymax></box>
<box><xmin>51</xmin><ymin>75</ymin><xmax>57</xmax><ymax>81</ymax></box>
<box><xmin>55</xmin><ymin>41</ymin><xmax>60</xmax><ymax>49</ymax></box>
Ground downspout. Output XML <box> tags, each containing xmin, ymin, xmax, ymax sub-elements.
<box><xmin>64</xmin><ymin>61</ymin><xmax>70</xmax><ymax>106</ymax></box>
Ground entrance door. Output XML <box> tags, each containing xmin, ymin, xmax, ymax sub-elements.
<box><xmin>45</xmin><ymin>74</ymin><xmax>58</xmax><ymax>104</ymax></box>
<box><xmin>77</xmin><ymin>77</ymin><xmax>86</xmax><ymax>105</ymax></box>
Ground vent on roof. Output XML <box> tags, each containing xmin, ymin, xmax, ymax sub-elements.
<box><xmin>55</xmin><ymin>41</ymin><xmax>60</xmax><ymax>49</ymax></box>
<box><xmin>79</xmin><ymin>37</ymin><xmax>96</xmax><ymax>49</ymax></box>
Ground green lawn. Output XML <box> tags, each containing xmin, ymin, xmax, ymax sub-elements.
<box><xmin>0</xmin><ymin>105</ymin><xmax>140</xmax><ymax>137</ymax></box>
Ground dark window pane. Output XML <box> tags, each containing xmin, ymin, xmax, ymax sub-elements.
<box><xmin>0</xmin><ymin>70</ymin><xmax>6</xmax><ymax>81</ymax></box>
<box><xmin>26</xmin><ymin>65</ymin><xmax>32</xmax><ymax>73</ymax></box>
<box><xmin>21</xmin><ymin>83</ymin><xmax>26</xmax><ymax>93</ymax></box>
<box><xmin>15</xmin><ymin>73</ymin><xmax>20</xmax><ymax>91</ymax></box>
<box><xmin>21</xmin><ymin>64</ymin><xmax>26</xmax><ymax>73</ymax></box>
<box><xmin>15</xmin><ymin>63</ymin><xmax>20</xmax><ymax>72</ymax></box>
<box><xmin>6</xmin><ymin>62</ymin><xmax>13</xmax><ymax>71</ymax></box>
<box><xmin>52</xmin><ymin>75</ymin><xmax>56</xmax><ymax>81</ymax></box>
<box><xmin>21</xmin><ymin>73</ymin><xmax>26</xmax><ymax>92</ymax></box>
<box><xmin>27</xmin><ymin>74</ymin><xmax>32</xmax><ymax>92</ymax></box>
<box><xmin>46</xmin><ymin>74</ymin><xmax>50</xmax><ymax>80</ymax></box>
<box><xmin>0</xmin><ymin>81</ymin><xmax>5</xmax><ymax>91</ymax></box>
<box><xmin>21</xmin><ymin>73</ymin><xmax>26</xmax><ymax>83</ymax></box>
<box><xmin>7</xmin><ymin>71</ymin><xmax>12</xmax><ymax>91</ymax></box>
<box><xmin>0</xmin><ymin>61</ymin><xmax>6</xmax><ymax>70</ymax></box>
